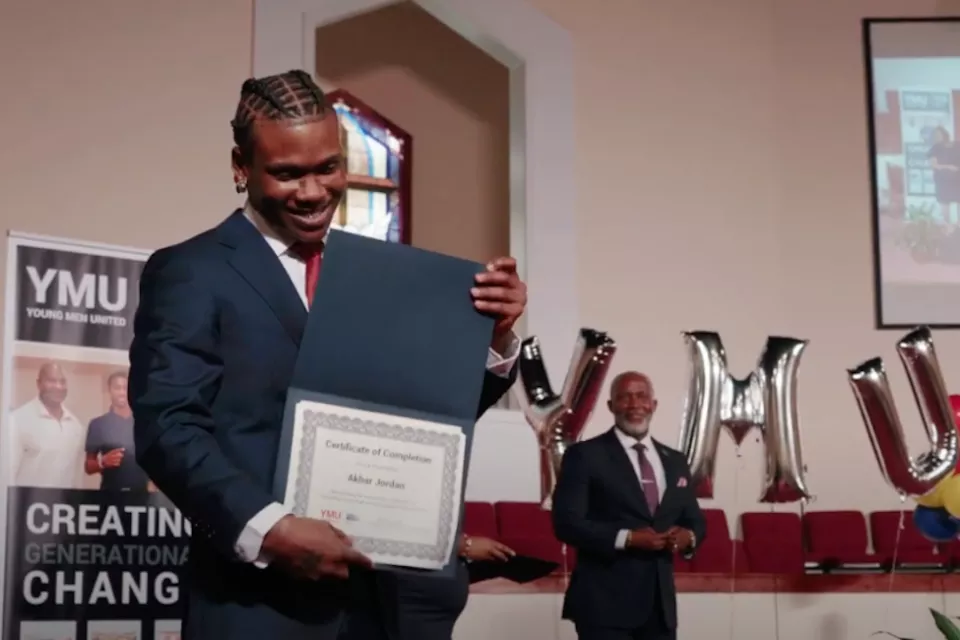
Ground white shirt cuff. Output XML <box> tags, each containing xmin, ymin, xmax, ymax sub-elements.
<box><xmin>615</xmin><ymin>529</ymin><xmax>630</xmax><ymax>550</ymax></box>
<box><xmin>486</xmin><ymin>332</ymin><xmax>520</xmax><ymax>378</ymax></box>
<box><xmin>234</xmin><ymin>502</ymin><xmax>290</xmax><ymax>568</ymax></box>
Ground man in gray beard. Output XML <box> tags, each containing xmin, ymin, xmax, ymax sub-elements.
<box><xmin>552</xmin><ymin>371</ymin><xmax>706</xmax><ymax>640</ymax></box>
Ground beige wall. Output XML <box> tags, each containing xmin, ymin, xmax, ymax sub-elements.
<box><xmin>0</xmin><ymin>0</ymin><xmax>251</xmax><ymax>252</ymax></box>
<box><xmin>315</xmin><ymin>2</ymin><xmax>510</xmax><ymax>263</ymax></box>
<box><xmin>4</xmin><ymin>0</ymin><xmax>960</xmax><ymax>636</ymax></box>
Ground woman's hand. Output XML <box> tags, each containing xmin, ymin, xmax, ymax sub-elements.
<box><xmin>460</xmin><ymin>535</ymin><xmax>515</xmax><ymax>562</ymax></box>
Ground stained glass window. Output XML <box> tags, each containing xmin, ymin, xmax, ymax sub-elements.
<box><xmin>328</xmin><ymin>90</ymin><xmax>411</xmax><ymax>244</ymax></box>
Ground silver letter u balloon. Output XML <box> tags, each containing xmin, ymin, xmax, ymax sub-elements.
<box><xmin>678</xmin><ymin>332</ymin><xmax>811</xmax><ymax>503</ymax></box>
<box><xmin>847</xmin><ymin>326</ymin><xmax>958</xmax><ymax>497</ymax></box>
<box><xmin>518</xmin><ymin>328</ymin><xmax>617</xmax><ymax>508</ymax></box>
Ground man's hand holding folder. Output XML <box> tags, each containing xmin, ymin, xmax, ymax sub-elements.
<box><xmin>262</xmin><ymin>515</ymin><xmax>372</xmax><ymax>579</ymax></box>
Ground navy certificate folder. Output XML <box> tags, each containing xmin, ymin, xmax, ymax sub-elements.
<box><xmin>272</xmin><ymin>230</ymin><xmax>494</xmax><ymax>576</ymax></box>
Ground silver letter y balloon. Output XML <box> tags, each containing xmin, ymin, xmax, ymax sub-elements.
<box><xmin>678</xmin><ymin>332</ymin><xmax>811</xmax><ymax>503</ymax></box>
<box><xmin>847</xmin><ymin>326</ymin><xmax>958</xmax><ymax>497</ymax></box>
<box><xmin>518</xmin><ymin>328</ymin><xmax>617</xmax><ymax>508</ymax></box>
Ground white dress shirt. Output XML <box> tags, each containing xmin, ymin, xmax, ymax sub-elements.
<box><xmin>9</xmin><ymin>398</ymin><xmax>84</xmax><ymax>489</ymax></box>
<box><xmin>235</xmin><ymin>204</ymin><xmax>521</xmax><ymax>567</ymax></box>
<box><xmin>612</xmin><ymin>427</ymin><xmax>667</xmax><ymax>550</ymax></box>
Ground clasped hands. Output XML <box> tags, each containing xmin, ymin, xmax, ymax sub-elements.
<box><xmin>627</xmin><ymin>527</ymin><xmax>694</xmax><ymax>553</ymax></box>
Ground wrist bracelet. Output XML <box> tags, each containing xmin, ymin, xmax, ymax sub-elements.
<box><xmin>462</xmin><ymin>535</ymin><xmax>473</xmax><ymax>561</ymax></box>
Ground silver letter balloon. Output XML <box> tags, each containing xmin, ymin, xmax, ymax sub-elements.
<box><xmin>847</xmin><ymin>326</ymin><xmax>958</xmax><ymax>497</ymax></box>
<box><xmin>678</xmin><ymin>331</ymin><xmax>811</xmax><ymax>503</ymax></box>
<box><xmin>518</xmin><ymin>328</ymin><xmax>617</xmax><ymax>508</ymax></box>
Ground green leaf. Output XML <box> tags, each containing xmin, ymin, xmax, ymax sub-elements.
<box><xmin>931</xmin><ymin>609</ymin><xmax>960</xmax><ymax>640</ymax></box>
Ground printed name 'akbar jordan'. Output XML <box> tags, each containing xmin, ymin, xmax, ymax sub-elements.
<box><xmin>346</xmin><ymin>474</ymin><xmax>406</xmax><ymax>490</ymax></box>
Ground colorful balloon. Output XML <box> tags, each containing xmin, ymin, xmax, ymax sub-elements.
<box><xmin>913</xmin><ymin>505</ymin><xmax>960</xmax><ymax>542</ymax></box>
<box><xmin>952</xmin><ymin>394</ymin><xmax>960</xmax><ymax>473</ymax></box>
<box><xmin>939</xmin><ymin>475</ymin><xmax>960</xmax><ymax>519</ymax></box>
<box><xmin>915</xmin><ymin>476</ymin><xmax>947</xmax><ymax>509</ymax></box>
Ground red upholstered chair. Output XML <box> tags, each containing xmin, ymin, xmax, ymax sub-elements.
<box><xmin>869</xmin><ymin>511</ymin><xmax>940</xmax><ymax>566</ymax></box>
<box><xmin>945</xmin><ymin>539</ymin><xmax>960</xmax><ymax>569</ymax></box>
<box><xmin>803</xmin><ymin>510</ymin><xmax>879</xmax><ymax>569</ymax></box>
<box><xmin>494</xmin><ymin>501</ymin><xmax>565</xmax><ymax>564</ymax></box>
<box><xmin>740</xmin><ymin>512</ymin><xmax>804</xmax><ymax>574</ymax></box>
<box><xmin>463</xmin><ymin>502</ymin><xmax>498</xmax><ymax>539</ymax></box>
<box><xmin>689</xmin><ymin>509</ymin><xmax>747</xmax><ymax>574</ymax></box>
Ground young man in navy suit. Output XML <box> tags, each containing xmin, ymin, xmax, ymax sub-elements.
<box><xmin>128</xmin><ymin>70</ymin><xmax>526</xmax><ymax>640</ymax></box>
<box><xmin>552</xmin><ymin>371</ymin><xmax>706</xmax><ymax>640</ymax></box>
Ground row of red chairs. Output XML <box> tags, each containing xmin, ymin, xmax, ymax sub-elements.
<box><xmin>464</xmin><ymin>502</ymin><xmax>953</xmax><ymax>574</ymax></box>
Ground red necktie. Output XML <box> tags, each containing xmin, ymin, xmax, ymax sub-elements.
<box><xmin>633</xmin><ymin>443</ymin><xmax>660</xmax><ymax>514</ymax></box>
<box><xmin>291</xmin><ymin>243</ymin><xmax>323</xmax><ymax>307</ymax></box>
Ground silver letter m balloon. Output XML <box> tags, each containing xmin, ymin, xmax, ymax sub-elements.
<box><xmin>518</xmin><ymin>328</ymin><xmax>617</xmax><ymax>508</ymax></box>
<box><xmin>678</xmin><ymin>332</ymin><xmax>811</xmax><ymax>503</ymax></box>
<box><xmin>848</xmin><ymin>326</ymin><xmax>958</xmax><ymax>497</ymax></box>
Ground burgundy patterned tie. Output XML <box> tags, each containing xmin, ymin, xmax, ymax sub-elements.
<box><xmin>633</xmin><ymin>443</ymin><xmax>660</xmax><ymax>513</ymax></box>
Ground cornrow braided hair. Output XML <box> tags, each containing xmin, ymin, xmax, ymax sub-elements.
<box><xmin>231</xmin><ymin>69</ymin><xmax>331</xmax><ymax>155</ymax></box>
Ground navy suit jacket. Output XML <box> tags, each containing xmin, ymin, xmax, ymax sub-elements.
<box><xmin>128</xmin><ymin>210</ymin><xmax>517</xmax><ymax>640</ymax></box>
<box><xmin>551</xmin><ymin>429</ymin><xmax>706</xmax><ymax>631</ymax></box>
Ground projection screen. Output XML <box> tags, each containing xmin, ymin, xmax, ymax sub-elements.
<box><xmin>865</xmin><ymin>18</ymin><xmax>960</xmax><ymax>327</ymax></box>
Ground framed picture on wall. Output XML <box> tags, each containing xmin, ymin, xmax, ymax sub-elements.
<box><xmin>864</xmin><ymin>17</ymin><xmax>960</xmax><ymax>328</ymax></box>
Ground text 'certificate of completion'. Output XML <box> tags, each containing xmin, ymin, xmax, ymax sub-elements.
<box><xmin>283</xmin><ymin>399</ymin><xmax>466</xmax><ymax>570</ymax></box>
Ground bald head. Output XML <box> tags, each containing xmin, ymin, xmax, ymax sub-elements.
<box><xmin>610</xmin><ymin>371</ymin><xmax>654</xmax><ymax>397</ymax></box>
<box><xmin>608</xmin><ymin>370</ymin><xmax>657</xmax><ymax>438</ymax></box>
<box><xmin>37</xmin><ymin>362</ymin><xmax>61</xmax><ymax>379</ymax></box>
<box><xmin>36</xmin><ymin>362</ymin><xmax>67</xmax><ymax>407</ymax></box>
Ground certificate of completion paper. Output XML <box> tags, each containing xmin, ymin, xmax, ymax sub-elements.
<box><xmin>283</xmin><ymin>398</ymin><xmax>467</xmax><ymax>570</ymax></box>
<box><xmin>275</xmin><ymin>230</ymin><xmax>497</xmax><ymax>574</ymax></box>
